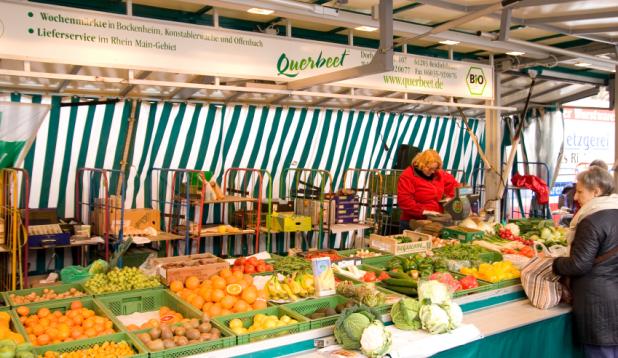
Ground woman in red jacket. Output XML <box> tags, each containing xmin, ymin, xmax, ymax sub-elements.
<box><xmin>397</xmin><ymin>149</ymin><xmax>460</xmax><ymax>232</ymax></box>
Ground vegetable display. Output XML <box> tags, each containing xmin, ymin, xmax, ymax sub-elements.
<box><xmin>360</xmin><ymin>320</ymin><xmax>392</xmax><ymax>358</ymax></box>
<box><xmin>460</xmin><ymin>261</ymin><xmax>520</xmax><ymax>283</ymax></box>
<box><xmin>385</xmin><ymin>255</ymin><xmax>447</xmax><ymax>278</ymax></box>
<box><xmin>272</xmin><ymin>256</ymin><xmax>312</xmax><ymax>276</ymax></box>
<box><xmin>232</xmin><ymin>256</ymin><xmax>273</xmax><ymax>274</ymax></box>
<box><xmin>520</xmin><ymin>220</ymin><xmax>568</xmax><ymax>247</ymax></box>
<box><xmin>333</xmin><ymin>306</ymin><xmax>381</xmax><ymax>350</ymax></box>
<box><xmin>336</xmin><ymin>282</ymin><xmax>386</xmax><ymax>307</ymax></box>
<box><xmin>433</xmin><ymin>243</ymin><xmax>503</xmax><ymax>263</ymax></box>
<box><xmin>428</xmin><ymin>272</ymin><xmax>479</xmax><ymax>292</ymax></box>
<box><xmin>0</xmin><ymin>340</ymin><xmax>34</xmax><ymax>358</ymax></box>
<box><xmin>349</xmin><ymin>249</ymin><xmax>383</xmax><ymax>259</ymax></box>
<box><xmin>9</xmin><ymin>288</ymin><xmax>85</xmax><ymax>305</ymax></box>
<box><xmin>390</xmin><ymin>298</ymin><xmax>421</xmax><ymax>330</ymax></box>
<box><xmin>302</xmin><ymin>251</ymin><xmax>342</xmax><ymax>262</ymax></box>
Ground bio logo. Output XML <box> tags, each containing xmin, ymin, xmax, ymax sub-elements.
<box><xmin>276</xmin><ymin>49</ymin><xmax>349</xmax><ymax>78</ymax></box>
<box><xmin>466</xmin><ymin>66</ymin><xmax>487</xmax><ymax>96</ymax></box>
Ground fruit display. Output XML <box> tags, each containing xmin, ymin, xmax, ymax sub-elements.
<box><xmin>232</xmin><ymin>256</ymin><xmax>273</xmax><ymax>274</ymax></box>
<box><xmin>263</xmin><ymin>273</ymin><xmax>315</xmax><ymax>302</ymax></box>
<box><xmin>84</xmin><ymin>267</ymin><xmax>161</xmax><ymax>295</ymax></box>
<box><xmin>170</xmin><ymin>270</ymin><xmax>267</xmax><ymax>318</ymax></box>
<box><xmin>9</xmin><ymin>288</ymin><xmax>86</xmax><ymax>305</ymax></box>
<box><xmin>17</xmin><ymin>301</ymin><xmax>116</xmax><ymax>346</ymax></box>
<box><xmin>125</xmin><ymin>306</ymin><xmax>185</xmax><ymax>331</ymax></box>
<box><xmin>272</xmin><ymin>256</ymin><xmax>312</xmax><ymax>276</ymax></box>
<box><xmin>136</xmin><ymin>316</ymin><xmax>222</xmax><ymax>351</ymax></box>
<box><xmin>39</xmin><ymin>341</ymin><xmax>136</xmax><ymax>357</ymax></box>
<box><xmin>0</xmin><ymin>311</ymin><xmax>25</xmax><ymax>344</ymax></box>
<box><xmin>306</xmin><ymin>301</ymin><xmax>354</xmax><ymax>320</ymax></box>
<box><xmin>0</xmin><ymin>340</ymin><xmax>34</xmax><ymax>358</ymax></box>
<box><xmin>460</xmin><ymin>261</ymin><xmax>521</xmax><ymax>283</ymax></box>
<box><xmin>227</xmin><ymin>313</ymin><xmax>298</xmax><ymax>335</ymax></box>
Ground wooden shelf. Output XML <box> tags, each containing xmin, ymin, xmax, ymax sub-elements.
<box><xmin>174</xmin><ymin>195</ymin><xmax>258</xmax><ymax>205</ymax></box>
<box><xmin>326</xmin><ymin>223</ymin><xmax>373</xmax><ymax>233</ymax></box>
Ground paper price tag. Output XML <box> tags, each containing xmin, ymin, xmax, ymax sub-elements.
<box><xmin>336</xmin><ymin>259</ymin><xmax>356</xmax><ymax>269</ymax></box>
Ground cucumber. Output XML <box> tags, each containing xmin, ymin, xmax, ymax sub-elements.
<box><xmin>386</xmin><ymin>270</ymin><xmax>410</xmax><ymax>279</ymax></box>
<box><xmin>384</xmin><ymin>285</ymin><xmax>417</xmax><ymax>296</ymax></box>
<box><xmin>382</xmin><ymin>278</ymin><xmax>417</xmax><ymax>288</ymax></box>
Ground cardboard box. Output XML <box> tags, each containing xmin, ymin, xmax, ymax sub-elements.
<box><xmin>93</xmin><ymin>208</ymin><xmax>161</xmax><ymax>236</ymax></box>
<box><xmin>267</xmin><ymin>212</ymin><xmax>312</xmax><ymax>232</ymax></box>
<box><xmin>150</xmin><ymin>253</ymin><xmax>229</xmax><ymax>285</ymax></box>
<box><xmin>369</xmin><ymin>230</ymin><xmax>432</xmax><ymax>255</ymax></box>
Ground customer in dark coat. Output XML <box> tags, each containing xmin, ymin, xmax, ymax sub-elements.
<box><xmin>553</xmin><ymin>167</ymin><xmax>618</xmax><ymax>358</ymax></box>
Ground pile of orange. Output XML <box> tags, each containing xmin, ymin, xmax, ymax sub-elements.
<box><xmin>169</xmin><ymin>268</ymin><xmax>268</xmax><ymax>318</ymax></box>
<box><xmin>125</xmin><ymin>306</ymin><xmax>184</xmax><ymax>331</ymax></box>
<box><xmin>16</xmin><ymin>301</ymin><xmax>115</xmax><ymax>346</ymax></box>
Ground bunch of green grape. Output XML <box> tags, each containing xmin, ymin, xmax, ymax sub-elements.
<box><xmin>84</xmin><ymin>267</ymin><xmax>160</xmax><ymax>294</ymax></box>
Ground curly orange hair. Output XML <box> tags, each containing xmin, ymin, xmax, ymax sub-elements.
<box><xmin>412</xmin><ymin>149</ymin><xmax>443</xmax><ymax>171</ymax></box>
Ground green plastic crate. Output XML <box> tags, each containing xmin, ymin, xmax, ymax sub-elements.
<box><xmin>338</xmin><ymin>248</ymin><xmax>393</xmax><ymax>267</ymax></box>
<box><xmin>12</xmin><ymin>297</ymin><xmax>122</xmax><ymax>345</ymax></box>
<box><xmin>130</xmin><ymin>320</ymin><xmax>235</xmax><ymax>358</ymax></box>
<box><xmin>441</xmin><ymin>226</ymin><xmax>484</xmax><ymax>242</ymax></box>
<box><xmin>33</xmin><ymin>332</ymin><xmax>148</xmax><ymax>358</ymax></box>
<box><xmin>497</xmin><ymin>277</ymin><xmax>521</xmax><ymax>288</ymax></box>
<box><xmin>83</xmin><ymin>283</ymin><xmax>164</xmax><ymax>298</ymax></box>
<box><xmin>0</xmin><ymin>309</ymin><xmax>27</xmax><ymax>342</ymax></box>
<box><xmin>282</xmin><ymin>295</ymin><xmax>351</xmax><ymax>329</ymax></box>
<box><xmin>450</xmin><ymin>272</ymin><xmax>498</xmax><ymax>297</ymax></box>
<box><xmin>96</xmin><ymin>288</ymin><xmax>202</xmax><ymax>331</ymax></box>
<box><xmin>213</xmin><ymin>306</ymin><xmax>310</xmax><ymax>345</ymax></box>
<box><xmin>4</xmin><ymin>282</ymin><xmax>89</xmax><ymax>308</ymax></box>
<box><xmin>337</xmin><ymin>282</ymin><xmax>404</xmax><ymax>316</ymax></box>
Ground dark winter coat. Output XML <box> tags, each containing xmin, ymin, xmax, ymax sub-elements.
<box><xmin>553</xmin><ymin>209</ymin><xmax>618</xmax><ymax>346</ymax></box>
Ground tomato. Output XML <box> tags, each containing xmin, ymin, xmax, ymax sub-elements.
<box><xmin>235</xmin><ymin>257</ymin><xmax>246</xmax><ymax>266</ymax></box>
<box><xmin>244</xmin><ymin>265</ymin><xmax>256</xmax><ymax>274</ymax></box>
<box><xmin>363</xmin><ymin>272</ymin><xmax>377</xmax><ymax>282</ymax></box>
<box><xmin>459</xmin><ymin>275</ymin><xmax>479</xmax><ymax>290</ymax></box>
<box><xmin>247</xmin><ymin>257</ymin><xmax>258</xmax><ymax>266</ymax></box>
<box><xmin>377</xmin><ymin>271</ymin><xmax>390</xmax><ymax>281</ymax></box>
<box><xmin>231</xmin><ymin>266</ymin><xmax>243</xmax><ymax>273</ymax></box>
<box><xmin>256</xmin><ymin>264</ymin><xmax>266</xmax><ymax>273</ymax></box>
<box><xmin>264</xmin><ymin>264</ymin><xmax>273</xmax><ymax>272</ymax></box>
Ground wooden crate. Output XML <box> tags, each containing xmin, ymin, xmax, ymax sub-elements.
<box><xmin>150</xmin><ymin>253</ymin><xmax>229</xmax><ymax>285</ymax></box>
<box><xmin>369</xmin><ymin>230</ymin><xmax>432</xmax><ymax>255</ymax></box>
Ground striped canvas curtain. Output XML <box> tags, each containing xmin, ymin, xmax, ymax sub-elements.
<box><xmin>4</xmin><ymin>94</ymin><xmax>485</xmax><ymax>253</ymax></box>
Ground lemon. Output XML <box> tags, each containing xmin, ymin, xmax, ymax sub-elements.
<box><xmin>232</xmin><ymin>327</ymin><xmax>248</xmax><ymax>335</ymax></box>
<box><xmin>280</xmin><ymin>315</ymin><xmax>291</xmax><ymax>323</ymax></box>
<box><xmin>276</xmin><ymin>320</ymin><xmax>287</xmax><ymax>327</ymax></box>
<box><xmin>229</xmin><ymin>318</ymin><xmax>243</xmax><ymax>330</ymax></box>
<box><xmin>289</xmin><ymin>319</ymin><xmax>298</xmax><ymax>324</ymax></box>
<box><xmin>264</xmin><ymin>320</ymin><xmax>277</xmax><ymax>329</ymax></box>
<box><xmin>254</xmin><ymin>313</ymin><xmax>266</xmax><ymax>324</ymax></box>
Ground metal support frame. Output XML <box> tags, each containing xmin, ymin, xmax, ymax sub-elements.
<box><xmin>484</xmin><ymin>55</ymin><xmax>502</xmax><ymax>218</ymax></box>
<box><xmin>498</xmin><ymin>8</ymin><xmax>512</xmax><ymax>42</ymax></box>
<box><xmin>285</xmin><ymin>0</ymin><xmax>393</xmax><ymax>90</ymax></box>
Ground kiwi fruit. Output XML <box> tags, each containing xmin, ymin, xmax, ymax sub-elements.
<box><xmin>325</xmin><ymin>308</ymin><xmax>337</xmax><ymax>316</ymax></box>
<box><xmin>137</xmin><ymin>333</ymin><xmax>151</xmax><ymax>343</ymax></box>
<box><xmin>147</xmin><ymin>339</ymin><xmax>164</xmax><ymax>352</ymax></box>
<box><xmin>161</xmin><ymin>327</ymin><xmax>174</xmax><ymax>340</ymax></box>
<box><xmin>199</xmin><ymin>322</ymin><xmax>212</xmax><ymax>333</ymax></box>
<box><xmin>175</xmin><ymin>336</ymin><xmax>189</xmax><ymax>346</ymax></box>
<box><xmin>174</xmin><ymin>326</ymin><xmax>187</xmax><ymax>337</ymax></box>
<box><xmin>310</xmin><ymin>312</ymin><xmax>326</xmax><ymax>319</ymax></box>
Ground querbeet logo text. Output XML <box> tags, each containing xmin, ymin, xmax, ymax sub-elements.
<box><xmin>276</xmin><ymin>49</ymin><xmax>349</xmax><ymax>78</ymax></box>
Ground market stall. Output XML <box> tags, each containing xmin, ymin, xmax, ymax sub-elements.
<box><xmin>1</xmin><ymin>0</ymin><xmax>616</xmax><ymax>357</ymax></box>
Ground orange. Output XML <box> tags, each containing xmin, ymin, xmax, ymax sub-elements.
<box><xmin>32</xmin><ymin>324</ymin><xmax>45</xmax><ymax>336</ymax></box>
<box><xmin>219</xmin><ymin>268</ymin><xmax>232</xmax><ymax>279</ymax></box>
<box><xmin>220</xmin><ymin>295</ymin><xmax>236</xmax><ymax>310</ymax></box>
<box><xmin>237</xmin><ymin>280</ymin><xmax>249</xmax><ymax>289</ymax></box>
<box><xmin>202</xmin><ymin>302</ymin><xmax>213</xmax><ymax>313</ymax></box>
<box><xmin>243</xmin><ymin>274</ymin><xmax>254</xmax><ymax>285</ymax></box>
<box><xmin>185</xmin><ymin>276</ymin><xmax>201</xmax><ymax>290</ymax></box>
<box><xmin>185</xmin><ymin>293</ymin><xmax>198</xmax><ymax>304</ymax></box>
<box><xmin>209</xmin><ymin>304</ymin><xmax>222</xmax><ymax>317</ymax></box>
<box><xmin>211</xmin><ymin>276</ymin><xmax>226</xmax><ymax>290</ymax></box>
<box><xmin>253</xmin><ymin>299</ymin><xmax>267</xmax><ymax>310</ymax></box>
<box><xmin>190</xmin><ymin>296</ymin><xmax>205</xmax><ymax>309</ymax></box>
<box><xmin>225</xmin><ymin>275</ymin><xmax>239</xmax><ymax>285</ymax></box>
<box><xmin>85</xmin><ymin>328</ymin><xmax>97</xmax><ymax>338</ymax></box>
<box><xmin>94</xmin><ymin>324</ymin><xmax>104</xmax><ymax>333</ymax></box>
<box><xmin>241</xmin><ymin>288</ymin><xmax>257</xmax><ymax>305</ymax></box>
<box><xmin>37</xmin><ymin>308</ymin><xmax>51</xmax><ymax>318</ymax></box>
<box><xmin>170</xmin><ymin>280</ymin><xmax>184</xmax><ymax>293</ymax></box>
<box><xmin>256</xmin><ymin>288</ymin><xmax>268</xmax><ymax>300</ymax></box>
<box><xmin>232</xmin><ymin>270</ymin><xmax>244</xmax><ymax>281</ymax></box>
<box><xmin>70</xmin><ymin>301</ymin><xmax>83</xmax><ymax>311</ymax></box>
<box><xmin>233</xmin><ymin>300</ymin><xmax>250</xmax><ymax>313</ymax></box>
<box><xmin>17</xmin><ymin>306</ymin><xmax>30</xmax><ymax>317</ymax></box>
<box><xmin>211</xmin><ymin>289</ymin><xmax>225</xmax><ymax>303</ymax></box>
<box><xmin>226</xmin><ymin>283</ymin><xmax>243</xmax><ymax>296</ymax></box>
<box><xmin>36</xmin><ymin>334</ymin><xmax>50</xmax><ymax>346</ymax></box>
<box><xmin>198</xmin><ymin>287</ymin><xmax>212</xmax><ymax>301</ymax></box>
<box><xmin>39</xmin><ymin>318</ymin><xmax>50</xmax><ymax>328</ymax></box>
<box><xmin>220</xmin><ymin>309</ymin><xmax>233</xmax><ymax>316</ymax></box>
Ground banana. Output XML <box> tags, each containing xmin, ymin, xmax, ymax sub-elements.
<box><xmin>287</xmin><ymin>276</ymin><xmax>302</xmax><ymax>295</ymax></box>
<box><xmin>295</xmin><ymin>274</ymin><xmax>308</xmax><ymax>297</ymax></box>
<box><xmin>281</xmin><ymin>283</ymin><xmax>298</xmax><ymax>301</ymax></box>
<box><xmin>301</xmin><ymin>274</ymin><xmax>315</xmax><ymax>294</ymax></box>
<box><xmin>267</xmin><ymin>276</ymin><xmax>284</xmax><ymax>299</ymax></box>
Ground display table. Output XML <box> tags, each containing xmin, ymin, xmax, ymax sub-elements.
<box><xmin>193</xmin><ymin>291</ymin><xmax>580</xmax><ymax>358</ymax></box>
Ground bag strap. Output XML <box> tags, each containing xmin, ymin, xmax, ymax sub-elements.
<box><xmin>594</xmin><ymin>245</ymin><xmax>618</xmax><ymax>265</ymax></box>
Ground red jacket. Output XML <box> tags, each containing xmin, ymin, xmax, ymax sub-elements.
<box><xmin>397</xmin><ymin>166</ymin><xmax>459</xmax><ymax>221</ymax></box>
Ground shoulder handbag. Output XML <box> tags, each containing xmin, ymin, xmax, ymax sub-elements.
<box><xmin>522</xmin><ymin>245</ymin><xmax>618</xmax><ymax>309</ymax></box>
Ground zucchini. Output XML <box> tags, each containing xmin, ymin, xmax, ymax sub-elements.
<box><xmin>382</xmin><ymin>278</ymin><xmax>417</xmax><ymax>288</ymax></box>
<box><xmin>384</xmin><ymin>286</ymin><xmax>417</xmax><ymax>296</ymax></box>
<box><xmin>386</xmin><ymin>270</ymin><xmax>410</xmax><ymax>279</ymax></box>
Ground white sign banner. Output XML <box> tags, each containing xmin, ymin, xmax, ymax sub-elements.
<box><xmin>0</xmin><ymin>1</ymin><xmax>494</xmax><ymax>99</ymax></box>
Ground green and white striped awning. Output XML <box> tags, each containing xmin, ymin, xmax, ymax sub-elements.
<box><xmin>5</xmin><ymin>94</ymin><xmax>485</xmax><ymax>252</ymax></box>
